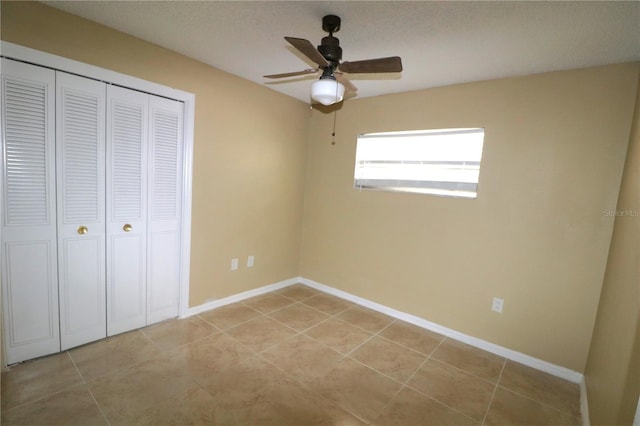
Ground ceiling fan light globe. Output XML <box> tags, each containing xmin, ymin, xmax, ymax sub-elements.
<box><xmin>311</xmin><ymin>79</ymin><xmax>345</xmax><ymax>106</ymax></box>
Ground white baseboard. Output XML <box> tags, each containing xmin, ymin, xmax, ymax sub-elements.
<box><xmin>181</xmin><ymin>277</ymin><xmax>299</xmax><ymax>318</ymax></box>
<box><xmin>298</xmin><ymin>277</ymin><xmax>584</xmax><ymax>384</ymax></box>
<box><xmin>184</xmin><ymin>275</ymin><xmax>589</xmax><ymax>423</ymax></box>
<box><xmin>580</xmin><ymin>376</ymin><xmax>591</xmax><ymax>426</ymax></box>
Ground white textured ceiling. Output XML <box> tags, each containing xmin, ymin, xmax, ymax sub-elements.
<box><xmin>43</xmin><ymin>1</ymin><xmax>640</xmax><ymax>104</ymax></box>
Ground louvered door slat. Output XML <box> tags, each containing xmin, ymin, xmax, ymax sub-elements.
<box><xmin>151</xmin><ymin>111</ymin><xmax>179</xmax><ymax>219</ymax></box>
<box><xmin>3</xmin><ymin>76</ymin><xmax>50</xmax><ymax>226</ymax></box>
<box><xmin>111</xmin><ymin>103</ymin><xmax>143</xmax><ymax>222</ymax></box>
<box><xmin>61</xmin><ymin>90</ymin><xmax>100</xmax><ymax>223</ymax></box>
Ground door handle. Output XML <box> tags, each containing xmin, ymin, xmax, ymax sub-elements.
<box><xmin>123</xmin><ymin>224</ymin><xmax>132</xmax><ymax>232</ymax></box>
<box><xmin>77</xmin><ymin>226</ymin><xmax>88</xmax><ymax>235</ymax></box>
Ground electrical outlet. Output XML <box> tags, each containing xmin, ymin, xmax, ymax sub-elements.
<box><xmin>492</xmin><ymin>297</ymin><xmax>504</xmax><ymax>313</ymax></box>
<box><xmin>247</xmin><ymin>256</ymin><xmax>254</xmax><ymax>267</ymax></box>
<box><xmin>231</xmin><ymin>258</ymin><xmax>238</xmax><ymax>271</ymax></box>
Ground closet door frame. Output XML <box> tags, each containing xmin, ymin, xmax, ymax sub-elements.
<box><xmin>0</xmin><ymin>41</ymin><xmax>195</xmax><ymax>360</ymax></box>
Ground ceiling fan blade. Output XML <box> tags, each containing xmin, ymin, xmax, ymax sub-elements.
<box><xmin>264</xmin><ymin>69</ymin><xmax>318</xmax><ymax>79</ymax></box>
<box><xmin>335</xmin><ymin>73</ymin><xmax>358</xmax><ymax>93</ymax></box>
<box><xmin>285</xmin><ymin>37</ymin><xmax>330</xmax><ymax>67</ymax></box>
<box><xmin>339</xmin><ymin>56</ymin><xmax>403</xmax><ymax>74</ymax></box>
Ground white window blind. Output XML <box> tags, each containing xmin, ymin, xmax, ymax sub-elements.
<box><xmin>354</xmin><ymin>128</ymin><xmax>485</xmax><ymax>198</ymax></box>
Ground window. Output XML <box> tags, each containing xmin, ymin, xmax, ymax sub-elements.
<box><xmin>354</xmin><ymin>128</ymin><xmax>485</xmax><ymax>198</ymax></box>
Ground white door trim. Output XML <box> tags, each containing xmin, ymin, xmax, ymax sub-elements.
<box><xmin>1</xmin><ymin>41</ymin><xmax>194</xmax><ymax>319</ymax></box>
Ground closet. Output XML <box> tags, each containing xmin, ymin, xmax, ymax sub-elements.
<box><xmin>1</xmin><ymin>57</ymin><xmax>185</xmax><ymax>364</ymax></box>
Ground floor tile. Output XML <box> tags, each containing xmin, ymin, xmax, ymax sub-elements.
<box><xmin>484</xmin><ymin>387</ymin><xmax>581</xmax><ymax>426</ymax></box>
<box><xmin>261</xmin><ymin>333</ymin><xmax>344</xmax><ymax>386</ymax></box>
<box><xmin>141</xmin><ymin>316</ymin><xmax>217</xmax><ymax>351</ymax></box>
<box><xmin>302</xmin><ymin>293</ymin><xmax>355</xmax><ymax>315</ymax></box>
<box><xmin>125</xmin><ymin>386</ymin><xmax>217</xmax><ymax>426</ymax></box>
<box><xmin>408</xmin><ymin>359</ymin><xmax>495</xmax><ymax>421</ymax></box>
<box><xmin>268</xmin><ymin>302</ymin><xmax>329</xmax><ymax>331</ymax></box>
<box><xmin>308</xmin><ymin>357</ymin><xmax>403</xmax><ymax>423</ymax></box>
<box><xmin>337</xmin><ymin>305</ymin><xmax>394</xmax><ymax>333</ymax></box>
<box><xmin>350</xmin><ymin>335</ymin><xmax>427</xmax><ymax>383</ymax></box>
<box><xmin>305</xmin><ymin>317</ymin><xmax>373</xmax><ymax>354</ymax></box>
<box><xmin>276</xmin><ymin>284</ymin><xmax>321</xmax><ymax>301</ymax></box>
<box><xmin>69</xmin><ymin>330</ymin><xmax>161</xmax><ymax>380</ymax></box>
<box><xmin>372</xmin><ymin>386</ymin><xmax>478</xmax><ymax>426</ymax></box>
<box><xmin>200</xmin><ymin>357</ymin><xmax>366</xmax><ymax>425</ymax></box>
<box><xmin>379</xmin><ymin>320</ymin><xmax>445</xmax><ymax>355</ymax></box>
<box><xmin>1</xmin><ymin>384</ymin><xmax>107</xmax><ymax>426</ymax></box>
<box><xmin>198</xmin><ymin>302</ymin><xmax>261</xmax><ymax>330</ymax></box>
<box><xmin>499</xmin><ymin>360</ymin><xmax>581</xmax><ymax>417</ymax></box>
<box><xmin>0</xmin><ymin>287</ymin><xmax>584</xmax><ymax>425</ymax></box>
<box><xmin>431</xmin><ymin>338</ymin><xmax>505</xmax><ymax>382</ymax></box>
<box><xmin>225</xmin><ymin>315</ymin><xmax>298</xmax><ymax>352</ymax></box>
<box><xmin>1</xmin><ymin>352</ymin><xmax>83</xmax><ymax>410</ymax></box>
<box><xmin>167</xmin><ymin>332</ymin><xmax>255</xmax><ymax>381</ymax></box>
<box><xmin>242</xmin><ymin>292</ymin><xmax>295</xmax><ymax>313</ymax></box>
<box><xmin>88</xmin><ymin>357</ymin><xmax>198</xmax><ymax>424</ymax></box>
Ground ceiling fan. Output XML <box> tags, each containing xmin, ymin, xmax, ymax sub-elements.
<box><xmin>264</xmin><ymin>15</ymin><xmax>403</xmax><ymax>106</ymax></box>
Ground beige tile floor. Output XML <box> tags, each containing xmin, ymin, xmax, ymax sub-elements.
<box><xmin>1</xmin><ymin>284</ymin><xmax>581</xmax><ymax>425</ymax></box>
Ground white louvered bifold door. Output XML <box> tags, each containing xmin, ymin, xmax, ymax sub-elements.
<box><xmin>106</xmin><ymin>85</ymin><xmax>148</xmax><ymax>336</ymax></box>
<box><xmin>147</xmin><ymin>95</ymin><xmax>183</xmax><ymax>323</ymax></box>
<box><xmin>56</xmin><ymin>72</ymin><xmax>107</xmax><ymax>350</ymax></box>
<box><xmin>0</xmin><ymin>59</ymin><xmax>60</xmax><ymax>363</ymax></box>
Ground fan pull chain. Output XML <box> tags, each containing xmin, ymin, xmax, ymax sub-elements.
<box><xmin>331</xmin><ymin>108</ymin><xmax>337</xmax><ymax>145</ymax></box>
<box><xmin>331</xmin><ymin>81</ymin><xmax>339</xmax><ymax>145</ymax></box>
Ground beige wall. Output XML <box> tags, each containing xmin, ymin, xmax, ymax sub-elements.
<box><xmin>0</xmin><ymin>1</ymin><xmax>310</xmax><ymax>307</ymax></box>
<box><xmin>2</xmin><ymin>0</ymin><xmax>639</xmax><ymax>386</ymax></box>
<box><xmin>585</xmin><ymin>75</ymin><xmax>640</xmax><ymax>425</ymax></box>
<box><xmin>300</xmin><ymin>64</ymin><xmax>639</xmax><ymax>371</ymax></box>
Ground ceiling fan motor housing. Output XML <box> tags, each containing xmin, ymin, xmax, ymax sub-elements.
<box><xmin>318</xmin><ymin>37</ymin><xmax>342</xmax><ymax>65</ymax></box>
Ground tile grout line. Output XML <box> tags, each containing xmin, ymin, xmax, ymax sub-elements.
<box><xmin>300</xmin><ymin>330</ymin><xmax>357</xmax><ymax>360</ymax></box>
<box><xmin>480</xmin><ymin>358</ymin><xmax>507</xmax><ymax>426</ymax></box>
<box><xmin>227</xmin><ymin>295</ymin><xmax>436</xmax><ymax>423</ymax></box>
<box><xmin>1</xmin><ymin>352</ymin><xmax>97</xmax><ymax>416</ymax></box>
<box><xmin>216</xmin><ymin>327</ymin><xmax>356</xmax><ymax>419</ymax></box>
<box><xmin>332</xmin><ymin>307</ymin><xmax>398</xmax><ymax>357</ymax></box>
<box><xmin>198</xmin><ymin>309</ymin><xmax>266</xmax><ymax>332</ymax></box>
<box><xmin>343</xmin><ymin>354</ymin><xmax>485</xmax><ymax>425</ymax></box>
<box><xmin>140</xmin><ymin>320</ymin><xmax>221</xmax><ymax>353</ymax></box>
<box><xmin>341</xmin><ymin>325</ymin><xmax>452</xmax><ymax>422</ymax></box>
<box><xmin>397</xmin><ymin>332</ymin><xmax>446</xmax><ymax>385</ymax></box>
<box><xmin>0</xmin><ymin>383</ymin><xmax>82</xmax><ymax>414</ymax></box>
<box><xmin>495</xmin><ymin>361</ymin><xmax>581</xmax><ymax>418</ymax></box>
<box><xmin>387</xmin><ymin>335</ymin><xmax>491</xmax><ymax>423</ymax></box>
<box><xmin>219</xmin><ymin>322</ymin><xmax>303</xmax><ymax>356</ymax></box>
<box><xmin>247</xmin><ymin>297</ymin><xmax>366</xmax><ymax>342</ymax></box>
<box><xmin>66</xmin><ymin>350</ymin><xmax>87</xmax><ymax>384</ymax></box>
<box><xmin>263</xmin><ymin>301</ymin><xmax>335</xmax><ymax>331</ymax></box>
<box><xmin>427</xmin><ymin>355</ymin><xmax>504</xmax><ymax>387</ymax></box>
<box><xmin>491</xmin><ymin>383</ymin><xmax>583</xmax><ymax>421</ymax></box>
<box><xmin>375</xmin><ymin>333</ymin><xmax>437</xmax><ymax>358</ymax></box>
<box><xmin>254</xmin><ymin>349</ymin><xmax>373</xmax><ymax>426</ymax></box>
<box><xmin>87</xmin><ymin>387</ymin><xmax>112</xmax><ymax>426</ymax></box>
